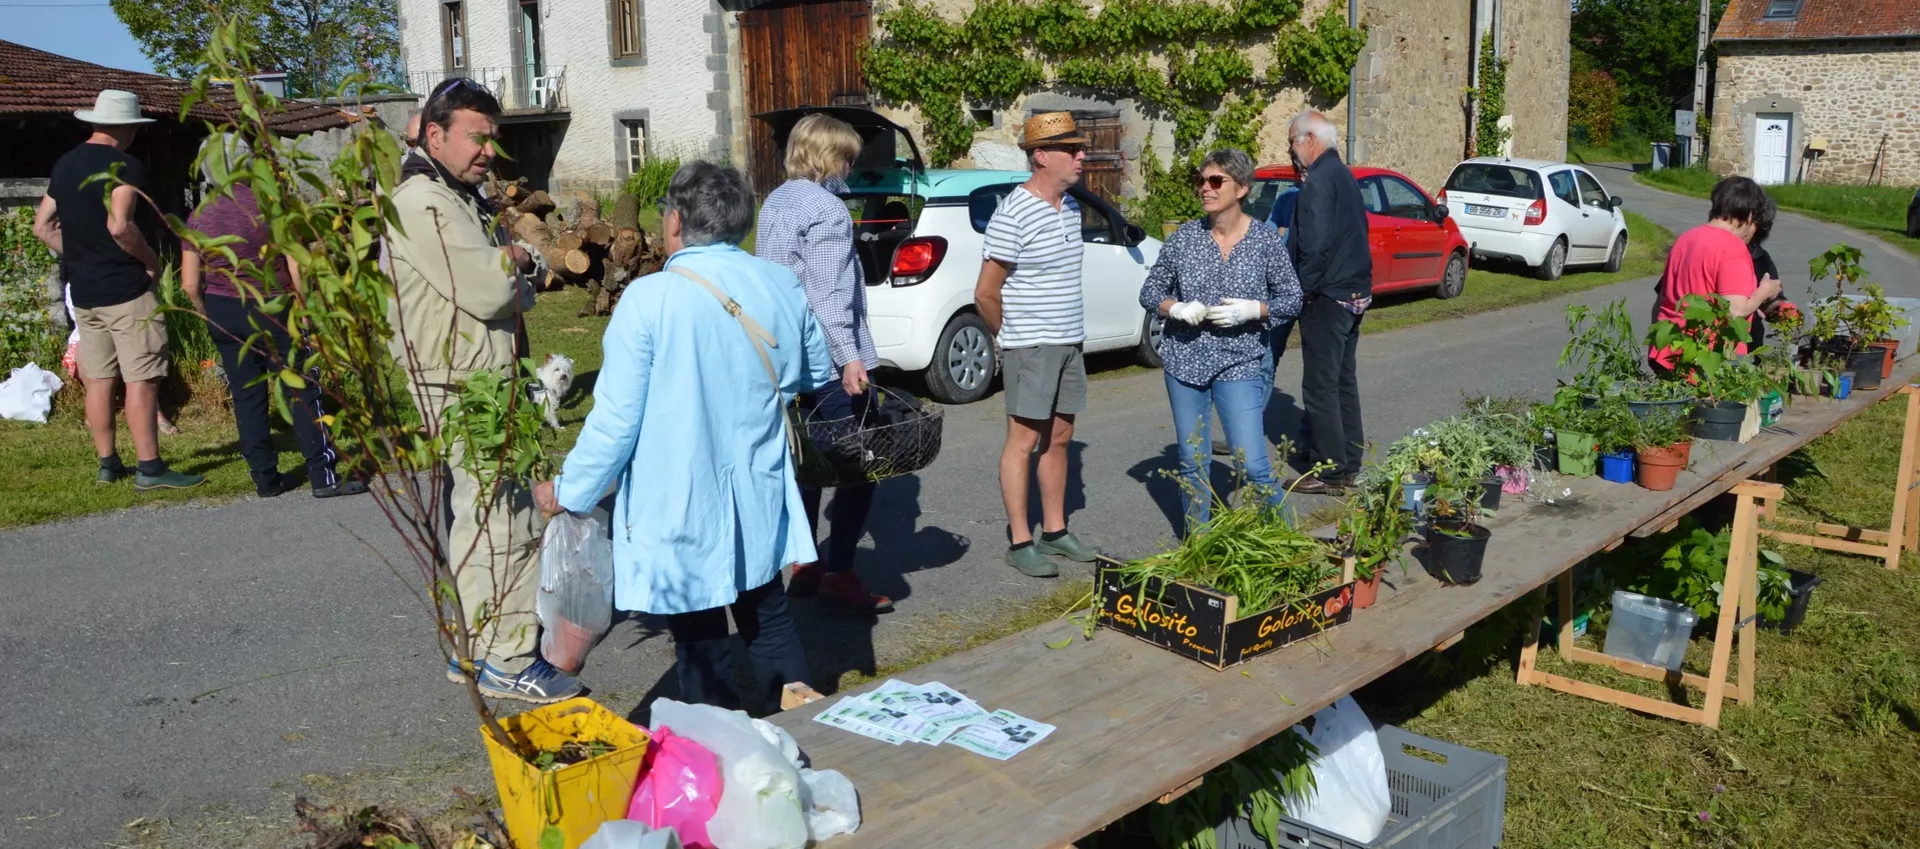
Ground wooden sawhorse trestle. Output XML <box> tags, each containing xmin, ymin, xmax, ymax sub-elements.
<box><xmin>1757</xmin><ymin>384</ymin><xmax>1920</xmax><ymax>570</ymax></box>
<box><xmin>1515</xmin><ymin>480</ymin><xmax>1784</xmax><ymax>728</ymax></box>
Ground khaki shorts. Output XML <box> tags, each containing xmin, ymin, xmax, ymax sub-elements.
<box><xmin>73</xmin><ymin>288</ymin><xmax>169</xmax><ymax>382</ymax></box>
<box><xmin>1003</xmin><ymin>343</ymin><xmax>1087</xmax><ymax>420</ymax></box>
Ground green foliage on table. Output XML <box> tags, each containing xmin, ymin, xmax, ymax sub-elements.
<box><xmin>1561</xmin><ymin>299</ymin><xmax>1649</xmax><ymax>395</ymax></box>
<box><xmin>1646</xmin><ymin>293</ymin><xmax>1751</xmax><ymax>384</ymax></box>
<box><xmin>1459</xmin><ymin>395</ymin><xmax>1540</xmax><ymax>470</ymax></box>
<box><xmin>1844</xmin><ymin>283</ymin><xmax>1908</xmax><ymax>348</ymax></box>
<box><xmin>1338</xmin><ymin>470</ymin><xmax>1410</xmax><ymax>581</ymax></box>
<box><xmin>1471</xmin><ymin>32</ymin><xmax>1510</xmax><ymax>157</ymax></box>
<box><xmin>1583</xmin><ymin>396</ymin><xmax>1640</xmax><ymax>455</ymax></box>
<box><xmin>1115</xmin><ymin>500</ymin><xmax>1337</xmax><ymax>616</ymax></box>
<box><xmin>1630</xmin><ymin>406</ymin><xmax>1692</xmax><ymax>452</ymax></box>
<box><xmin>859</xmin><ymin>0</ymin><xmax>1364</xmax><ymax>230</ymax></box>
<box><xmin>1149</xmin><ymin>724</ymin><xmax>1319</xmax><ymax>849</ymax></box>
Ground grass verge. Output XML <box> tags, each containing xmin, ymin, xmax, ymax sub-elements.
<box><xmin>0</xmin><ymin>287</ymin><xmax>612</xmax><ymax>530</ymax></box>
<box><xmin>1568</xmin><ymin>135</ymin><xmax>1660</xmax><ymax>168</ymax></box>
<box><xmin>1638</xmin><ymin>166</ymin><xmax>1920</xmax><ymax>260</ymax></box>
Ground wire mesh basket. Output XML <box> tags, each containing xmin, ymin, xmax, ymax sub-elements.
<box><xmin>795</xmin><ymin>386</ymin><xmax>945</xmax><ymax>489</ymax></box>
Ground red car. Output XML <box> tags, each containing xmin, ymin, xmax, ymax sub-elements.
<box><xmin>1250</xmin><ymin>164</ymin><xmax>1471</xmax><ymax>298</ymax></box>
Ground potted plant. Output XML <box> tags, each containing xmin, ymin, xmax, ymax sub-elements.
<box><xmin>1589</xmin><ymin>397</ymin><xmax>1639</xmax><ymax>484</ymax></box>
<box><xmin>1424</xmin><ymin>464</ymin><xmax>1492</xmax><ymax>586</ymax></box>
<box><xmin>1542</xmin><ymin>399</ymin><xmax>1598</xmax><ymax>477</ymax></box>
<box><xmin>1560</xmin><ymin>300</ymin><xmax>1649</xmax><ymax>401</ymax></box>
<box><xmin>1631</xmin><ymin>406</ymin><xmax>1692</xmax><ymax>492</ymax></box>
<box><xmin>1337</xmin><ymin>470</ymin><xmax>1412</xmax><ymax>609</ymax></box>
<box><xmin>1460</xmin><ymin>395</ymin><xmax>1542</xmax><ymax>496</ymax></box>
<box><xmin>1844</xmin><ymin>283</ymin><xmax>1907</xmax><ymax>388</ymax></box>
<box><xmin>1808</xmin><ymin>245</ymin><xmax>1904</xmax><ymax>391</ymax></box>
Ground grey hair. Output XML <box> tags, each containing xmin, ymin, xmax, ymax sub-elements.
<box><xmin>664</xmin><ymin>161</ymin><xmax>755</xmax><ymax>247</ymax></box>
<box><xmin>198</xmin><ymin>132</ymin><xmax>251</xmax><ymax>186</ymax></box>
<box><xmin>1201</xmin><ymin>148</ymin><xmax>1256</xmax><ymax>189</ymax></box>
<box><xmin>1288</xmin><ymin>110</ymin><xmax>1338</xmax><ymax>148</ymax></box>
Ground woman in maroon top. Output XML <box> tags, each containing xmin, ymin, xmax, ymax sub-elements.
<box><xmin>181</xmin><ymin>141</ymin><xmax>365</xmax><ymax>498</ymax></box>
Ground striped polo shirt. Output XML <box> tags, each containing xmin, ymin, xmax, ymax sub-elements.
<box><xmin>982</xmin><ymin>186</ymin><xmax>1084</xmax><ymax>348</ymax></box>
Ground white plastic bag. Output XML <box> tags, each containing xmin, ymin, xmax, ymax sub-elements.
<box><xmin>650</xmin><ymin>699</ymin><xmax>809</xmax><ymax>849</ymax></box>
<box><xmin>581</xmin><ymin>819</ymin><xmax>685</xmax><ymax>849</ymax></box>
<box><xmin>799</xmin><ymin>767</ymin><xmax>861</xmax><ymax>839</ymax></box>
<box><xmin>537</xmin><ymin>511</ymin><xmax>615</xmax><ymax>673</ymax></box>
<box><xmin>1284</xmin><ymin>696</ymin><xmax>1391</xmax><ymax>842</ymax></box>
<box><xmin>0</xmin><ymin>363</ymin><xmax>63</xmax><ymax>424</ymax></box>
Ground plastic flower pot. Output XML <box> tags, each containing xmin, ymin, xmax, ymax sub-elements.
<box><xmin>1757</xmin><ymin>569</ymin><xmax>1824</xmax><ymax>636</ymax></box>
<box><xmin>1636</xmin><ymin>442</ymin><xmax>1689</xmax><ymax>491</ymax></box>
<box><xmin>1628</xmin><ymin>398</ymin><xmax>1694</xmax><ymax>420</ymax></box>
<box><xmin>1835</xmin><ymin>372</ymin><xmax>1854</xmax><ymax>399</ymax></box>
<box><xmin>1600</xmin><ymin>450</ymin><xmax>1635</xmax><ymax>483</ymax></box>
<box><xmin>1872</xmin><ymin>340</ymin><xmax>1898</xmax><ymax>380</ymax></box>
<box><xmin>1691</xmin><ymin>400</ymin><xmax>1747</xmax><ymax>441</ymax></box>
<box><xmin>1497</xmin><ymin>465</ymin><xmax>1529</xmax><ymax>494</ymax></box>
<box><xmin>1400</xmin><ymin>472</ymin><xmax>1433</xmax><ymax>513</ymax></box>
<box><xmin>1760</xmin><ymin>390</ymin><xmax>1784</xmax><ymax>427</ymax></box>
<box><xmin>1426</xmin><ymin>521</ymin><xmax>1489</xmax><ymax>585</ymax></box>
<box><xmin>1557</xmin><ymin>430</ymin><xmax>1598</xmax><ymax>477</ymax></box>
<box><xmin>1478</xmin><ymin>475</ymin><xmax>1504</xmax><ymax>511</ymax></box>
<box><xmin>1848</xmin><ymin>348</ymin><xmax>1885</xmax><ymax>391</ymax></box>
<box><xmin>1352</xmin><ymin>570</ymin><xmax>1383</xmax><ymax>609</ymax></box>
<box><xmin>484</xmin><ymin>698</ymin><xmax>651</xmax><ymax>849</ymax></box>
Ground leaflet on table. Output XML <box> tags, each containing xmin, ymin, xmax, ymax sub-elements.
<box><xmin>818</xmin><ymin>693</ymin><xmax>936</xmax><ymax>741</ymax></box>
<box><xmin>946</xmin><ymin>710</ymin><xmax>1056</xmax><ymax>761</ymax></box>
<box><xmin>810</xmin><ymin>699</ymin><xmax>913</xmax><ymax>745</ymax></box>
<box><xmin>890</xmin><ymin>680</ymin><xmax>990</xmax><ymax>728</ymax></box>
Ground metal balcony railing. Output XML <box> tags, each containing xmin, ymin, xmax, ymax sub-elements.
<box><xmin>404</xmin><ymin>65</ymin><xmax>567</xmax><ymax>113</ymax></box>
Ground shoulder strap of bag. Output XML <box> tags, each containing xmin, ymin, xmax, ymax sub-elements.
<box><xmin>669</xmin><ymin>265</ymin><xmax>806</xmax><ymax>463</ymax></box>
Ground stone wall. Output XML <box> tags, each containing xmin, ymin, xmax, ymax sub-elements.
<box><xmin>1709</xmin><ymin>39</ymin><xmax>1920</xmax><ymax>186</ymax></box>
<box><xmin>1349</xmin><ymin>0</ymin><xmax>1474</xmax><ymax>191</ymax></box>
<box><xmin>1498</xmin><ymin>0</ymin><xmax>1569</xmax><ymax>165</ymax></box>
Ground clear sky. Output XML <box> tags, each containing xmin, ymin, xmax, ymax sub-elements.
<box><xmin>7</xmin><ymin>1</ymin><xmax>156</xmax><ymax>74</ymax></box>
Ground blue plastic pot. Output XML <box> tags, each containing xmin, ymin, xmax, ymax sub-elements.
<box><xmin>1600</xmin><ymin>450</ymin><xmax>1636</xmax><ymax>483</ymax></box>
<box><xmin>1835</xmin><ymin>372</ymin><xmax>1854</xmax><ymax>400</ymax></box>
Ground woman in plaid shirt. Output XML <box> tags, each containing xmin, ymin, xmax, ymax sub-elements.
<box><xmin>754</xmin><ymin>113</ymin><xmax>892</xmax><ymax>613</ymax></box>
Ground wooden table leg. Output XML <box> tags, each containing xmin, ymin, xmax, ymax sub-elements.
<box><xmin>1736</xmin><ymin>492</ymin><xmax>1760</xmax><ymax>706</ymax></box>
<box><xmin>1890</xmin><ymin>387</ymin><xmax>1920</xmax><ymax>569</ymax></box>
<box><xmin>1517</xmin><ymin>585</ymin><xmax>1546</xmax><ymax>686</ymax></box>
<box><xmin>1557</xmin><ymin>569</ymin><xmax>1576</xmax><ymax>658</ymax></box>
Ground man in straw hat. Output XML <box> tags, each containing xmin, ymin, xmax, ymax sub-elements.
<box><xmin>973</xmin><ymin>111</ymin><xmax>1103</xmax><ymax>578</ymax></box>
<box><xmin>34</xmin><ymin>89</ymin><xmax>204</xmax><ymax>491</ymax></box>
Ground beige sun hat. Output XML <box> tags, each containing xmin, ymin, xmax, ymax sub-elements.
<box><xmin>1019</xmin><ymin>111</ymin><xmax>1089</xmax><ymax>150</ymax></box>
<box><xmin>74</xmin><ymin>90</ymin><xmax>157</xmax><ymax>126</ymax></box>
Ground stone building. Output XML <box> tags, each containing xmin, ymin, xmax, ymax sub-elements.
<box><xmin>1709</xmin><ymin>0</ymin><xmax>1920</xmax><ymax>186</ymax></box>
<box><xmin>394</xmin><ymin>0</ymin><xmax>1566</xmax><ymax>198</ymax></box>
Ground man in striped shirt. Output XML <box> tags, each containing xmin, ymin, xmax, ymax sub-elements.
<box><xmin>973</xmin><ymin>112</ymin><xmax>1102</xmax><ymax>578</ymax></box>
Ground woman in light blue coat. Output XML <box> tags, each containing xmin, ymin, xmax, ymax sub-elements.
<box><xmin>535</xmin><ymin>162</ymin><xmax>836</xmax><ymax>710</ymax></box>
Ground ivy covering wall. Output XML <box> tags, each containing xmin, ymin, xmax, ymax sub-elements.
<box><xmin>861</xmin><ymin>0</ymin><xmax>1365</xmax><ymax>227</ymax></box>
<box><xmin>1471</xmin><ymin>31</ymin><xmax>1510</xmax><ymax>157</ymax></box>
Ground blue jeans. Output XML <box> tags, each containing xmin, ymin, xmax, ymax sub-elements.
<box><xmin>663</xmin><ymin>577</ymin><xmax>810</xmax><ymax>711</ymax></box>
<box><xmin>1165</xmin><ymin>371</ymin><xmax>1285</xmax><ymax>533</ymax></box>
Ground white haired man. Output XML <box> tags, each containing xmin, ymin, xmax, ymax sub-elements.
<box><xmin>1284</xmin><ymin>110</ymin><xmax>1370</xmax><ymax>496</ymax></box>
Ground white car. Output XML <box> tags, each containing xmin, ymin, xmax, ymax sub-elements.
<box><xmin>1438</xmin><ymin>157</ymin><xmax>1630</xmax><ymax>281</ymax></box>
<box><xmin>757</xmin><ymin>107</ymin><xmax>1166</xmax><ymax>405</ymax></box>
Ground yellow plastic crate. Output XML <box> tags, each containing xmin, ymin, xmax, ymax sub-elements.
<box><xmin>483</xmin><ymin>697</ymin><xmax>651</xmax><ymax>849</ymax></box>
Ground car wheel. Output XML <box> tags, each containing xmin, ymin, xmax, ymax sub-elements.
<box><xmin>1435</xmin><ymin>252</ymin><xmax>1468</xmax><ymax>299</ymax></box>
<box><xmin>1602</xmin><ymin>234</ymin><xmax>1627</xmax><ymax>273</ymax></box>
<box><xmin>1135</xmin><ymin>312</ymin><xmax>1165</xmax><ymax>368</ymax></box>
<box><xmin>924</xmin><ymin>312</ymin><xmax>996</xmax><ymax>405</ymax></box>
<box><xmin>1908</xmin><ymin>208</ymin><xmax>1920</xmax><ymax>238</ymax></box>
<box><xmin>1536</xmin><ymin>238</ymin><xmax>1567</xmax><ymax>281</ymax></box>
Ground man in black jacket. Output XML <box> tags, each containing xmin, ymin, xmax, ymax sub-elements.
<box><xmin>1284</xmin><ymin>111</ymin><xmax>1371</xmax><ymax>495</ymax></box>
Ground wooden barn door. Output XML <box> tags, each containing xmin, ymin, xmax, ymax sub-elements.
<box><xmin>1076</xmin><ymin>113</ymin><xmax>1124</xmax><ymax>204</ymax></box>
<box><xmin>739</xmin><ymin>0</ymin><xmax>871</xmax><ymax>197</ymax></box>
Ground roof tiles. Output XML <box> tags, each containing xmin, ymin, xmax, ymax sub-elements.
<box><xmin>1715</xmin><ymin>0</ymin><xmax>1920</xmax><ymax>41</ymax></box>
<box><xmin>0</xmin><ymin>39</ymin><xmax>352</xmax><ymax>133</ymax></box>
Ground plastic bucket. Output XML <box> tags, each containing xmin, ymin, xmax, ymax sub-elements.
<box><xmin>1604</xmin><ymin>591</ymin><xmax>1699</xmax><ymax>671</ymax></box>
<box><xmin>1691</xmin><ymin>400</ymin><xmax>1747</xmax><ymax>441</ymax></box>
<box><xmin>1600</xmin><ymin>450</ymin><xmax>1635</xmax><ymax>483</ymax></box>
<box><xmin>1557</xmin><ymin>430</ymin><xmax>1597</xmax><ymax>477</ymax></box>
<box><xmin>1426</xmin><ymin>521</ymin><xmax>1489</xmax><ymax>585</ymax></box>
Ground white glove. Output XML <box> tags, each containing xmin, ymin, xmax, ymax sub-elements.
<box><xmin>1168</xmin><ymin>301</ymin><xmax>1210</xmax><ymax>324</ymax></box>
<box><xmin>1207</xmin><ymin>298</ymin><xmax>1264</xmax><ymax>327</ymax></box>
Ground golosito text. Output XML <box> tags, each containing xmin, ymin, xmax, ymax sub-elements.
<box><xmin>1113</xmin><ymin>593</ymin><xmax>1199</xmax><ymax>638</ymax></box>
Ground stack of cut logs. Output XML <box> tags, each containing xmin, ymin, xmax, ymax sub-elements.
<box><xmin>491</xmin><ymin>176</ymin><xmax>664</xmax><ymax>316</ymax></box>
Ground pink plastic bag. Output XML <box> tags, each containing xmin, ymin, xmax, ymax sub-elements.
<box><xmin>629</xmin><ymin>726</ymin><xmax>722</xmax><ymax>849</ymax></box>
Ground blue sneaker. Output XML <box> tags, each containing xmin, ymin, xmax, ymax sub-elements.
<box><xmin>446</xmin><ymin>656</ymin><xmax>476</xmax><ymax>684</ymax></box>
<box><xmin>477</xmin><ymin>658</ymin><xmax>583</xmax><ymax>704</ymax></box>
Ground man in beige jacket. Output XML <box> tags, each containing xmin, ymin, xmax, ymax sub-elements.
<box><xmin>386</xmin><ymin>78</ymin><xmax>580</xmax><ymax>703</ymax></box>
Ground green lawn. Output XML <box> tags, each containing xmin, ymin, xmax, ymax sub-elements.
<box><xmin>1638</xmin><ymin>166</ymin><xmax>1920</xmax><ymax>260</ymax></box>
<box><xmin>0</xmin><ymin>287</ymin><xmax>611</xmax><ymax>529</ymax></box>
<box><xmin>1568</xmin><ymin>135</ymin><xmax>1662</xmax><ymax>168</ymax></box>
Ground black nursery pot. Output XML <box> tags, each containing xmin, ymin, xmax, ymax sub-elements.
<box><xmin>1426</xmin><ymin>521</ymin><xmax>1490</xmax><ymax>585</ymax></box>
<box><xmin>1758</xmin><ymin>569</ymin><xmax>1825</xmax><ymax>636</ymax></box>
<box><xmin>1691</xmin><ymin>400</ymin><xmax>1747</xmax><ymax>441</ymax></box>
<box><xmin>1478</xmin><ymin>476</ymin><xmax>1504</xmax><ymax>511</ymax></box>
<box><xmin>1848</xmin><ymin>349</ymin><xmax>1886</xmax><ymax>391</ymax></box>
<box><xmin>1628</xmin><ymin>398</ymin><xmax>1694</xmax><ymax>420</ymax></box>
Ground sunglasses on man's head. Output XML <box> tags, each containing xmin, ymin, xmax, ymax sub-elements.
<box><xmin>1194</xmin><ymin>174</ymin><xmax>1232</xmax><ymax>189</ymax></box>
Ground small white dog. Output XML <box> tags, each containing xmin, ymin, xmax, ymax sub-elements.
<box><xmin>531</xmin><ymin>353</ymin><xmax>574</xmax><ymax>430</ymax></box>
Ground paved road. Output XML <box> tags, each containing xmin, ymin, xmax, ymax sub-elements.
<box><xmin>5</xmin><ymin>172</ymin><xmax>1916</xmax><ymax>848</ymax></box>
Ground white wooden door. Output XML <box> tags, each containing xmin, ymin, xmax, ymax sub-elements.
<box><xmin>1754</xmin><ymin>114</ymin><xmax>1791</xmax><ymax>185</ymax></box>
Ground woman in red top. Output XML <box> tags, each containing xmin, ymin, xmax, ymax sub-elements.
<box><xmin>1649</xmin><ymin>176</ymin><xmax>1783</xmax><ymax>372</ymax></box>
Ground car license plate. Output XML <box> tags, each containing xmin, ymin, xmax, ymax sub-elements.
<box><xmin>1466</xmin><ymin>204</ymin><xmax>1504</xmax><ymax>217</ymax></box>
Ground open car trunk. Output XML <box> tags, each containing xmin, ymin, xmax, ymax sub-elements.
<box><xmin>753</xmin><ymin>106</ymin><xmax>928</xmax><ymax>285</ymax></box>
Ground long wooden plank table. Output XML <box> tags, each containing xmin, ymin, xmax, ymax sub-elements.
<box><xmin>771</xmin><ymin>362</ymin><xmax>1920</xmax><ymax>849</ymax></box>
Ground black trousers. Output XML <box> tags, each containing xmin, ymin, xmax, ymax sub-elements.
<box><xmin>1298</xmin><ymin>296</ymin><xmax>1365</xmax><ymax>480</ymax></box>
<box><xmin>663</xmin><ymin>577</ymin><xmax>811</xmax><ymax>711</ymax></box>
<box><xmin>203</xmin><ymin>294</ymin><xmax>339</xmax><ymax>489</ymax></box>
